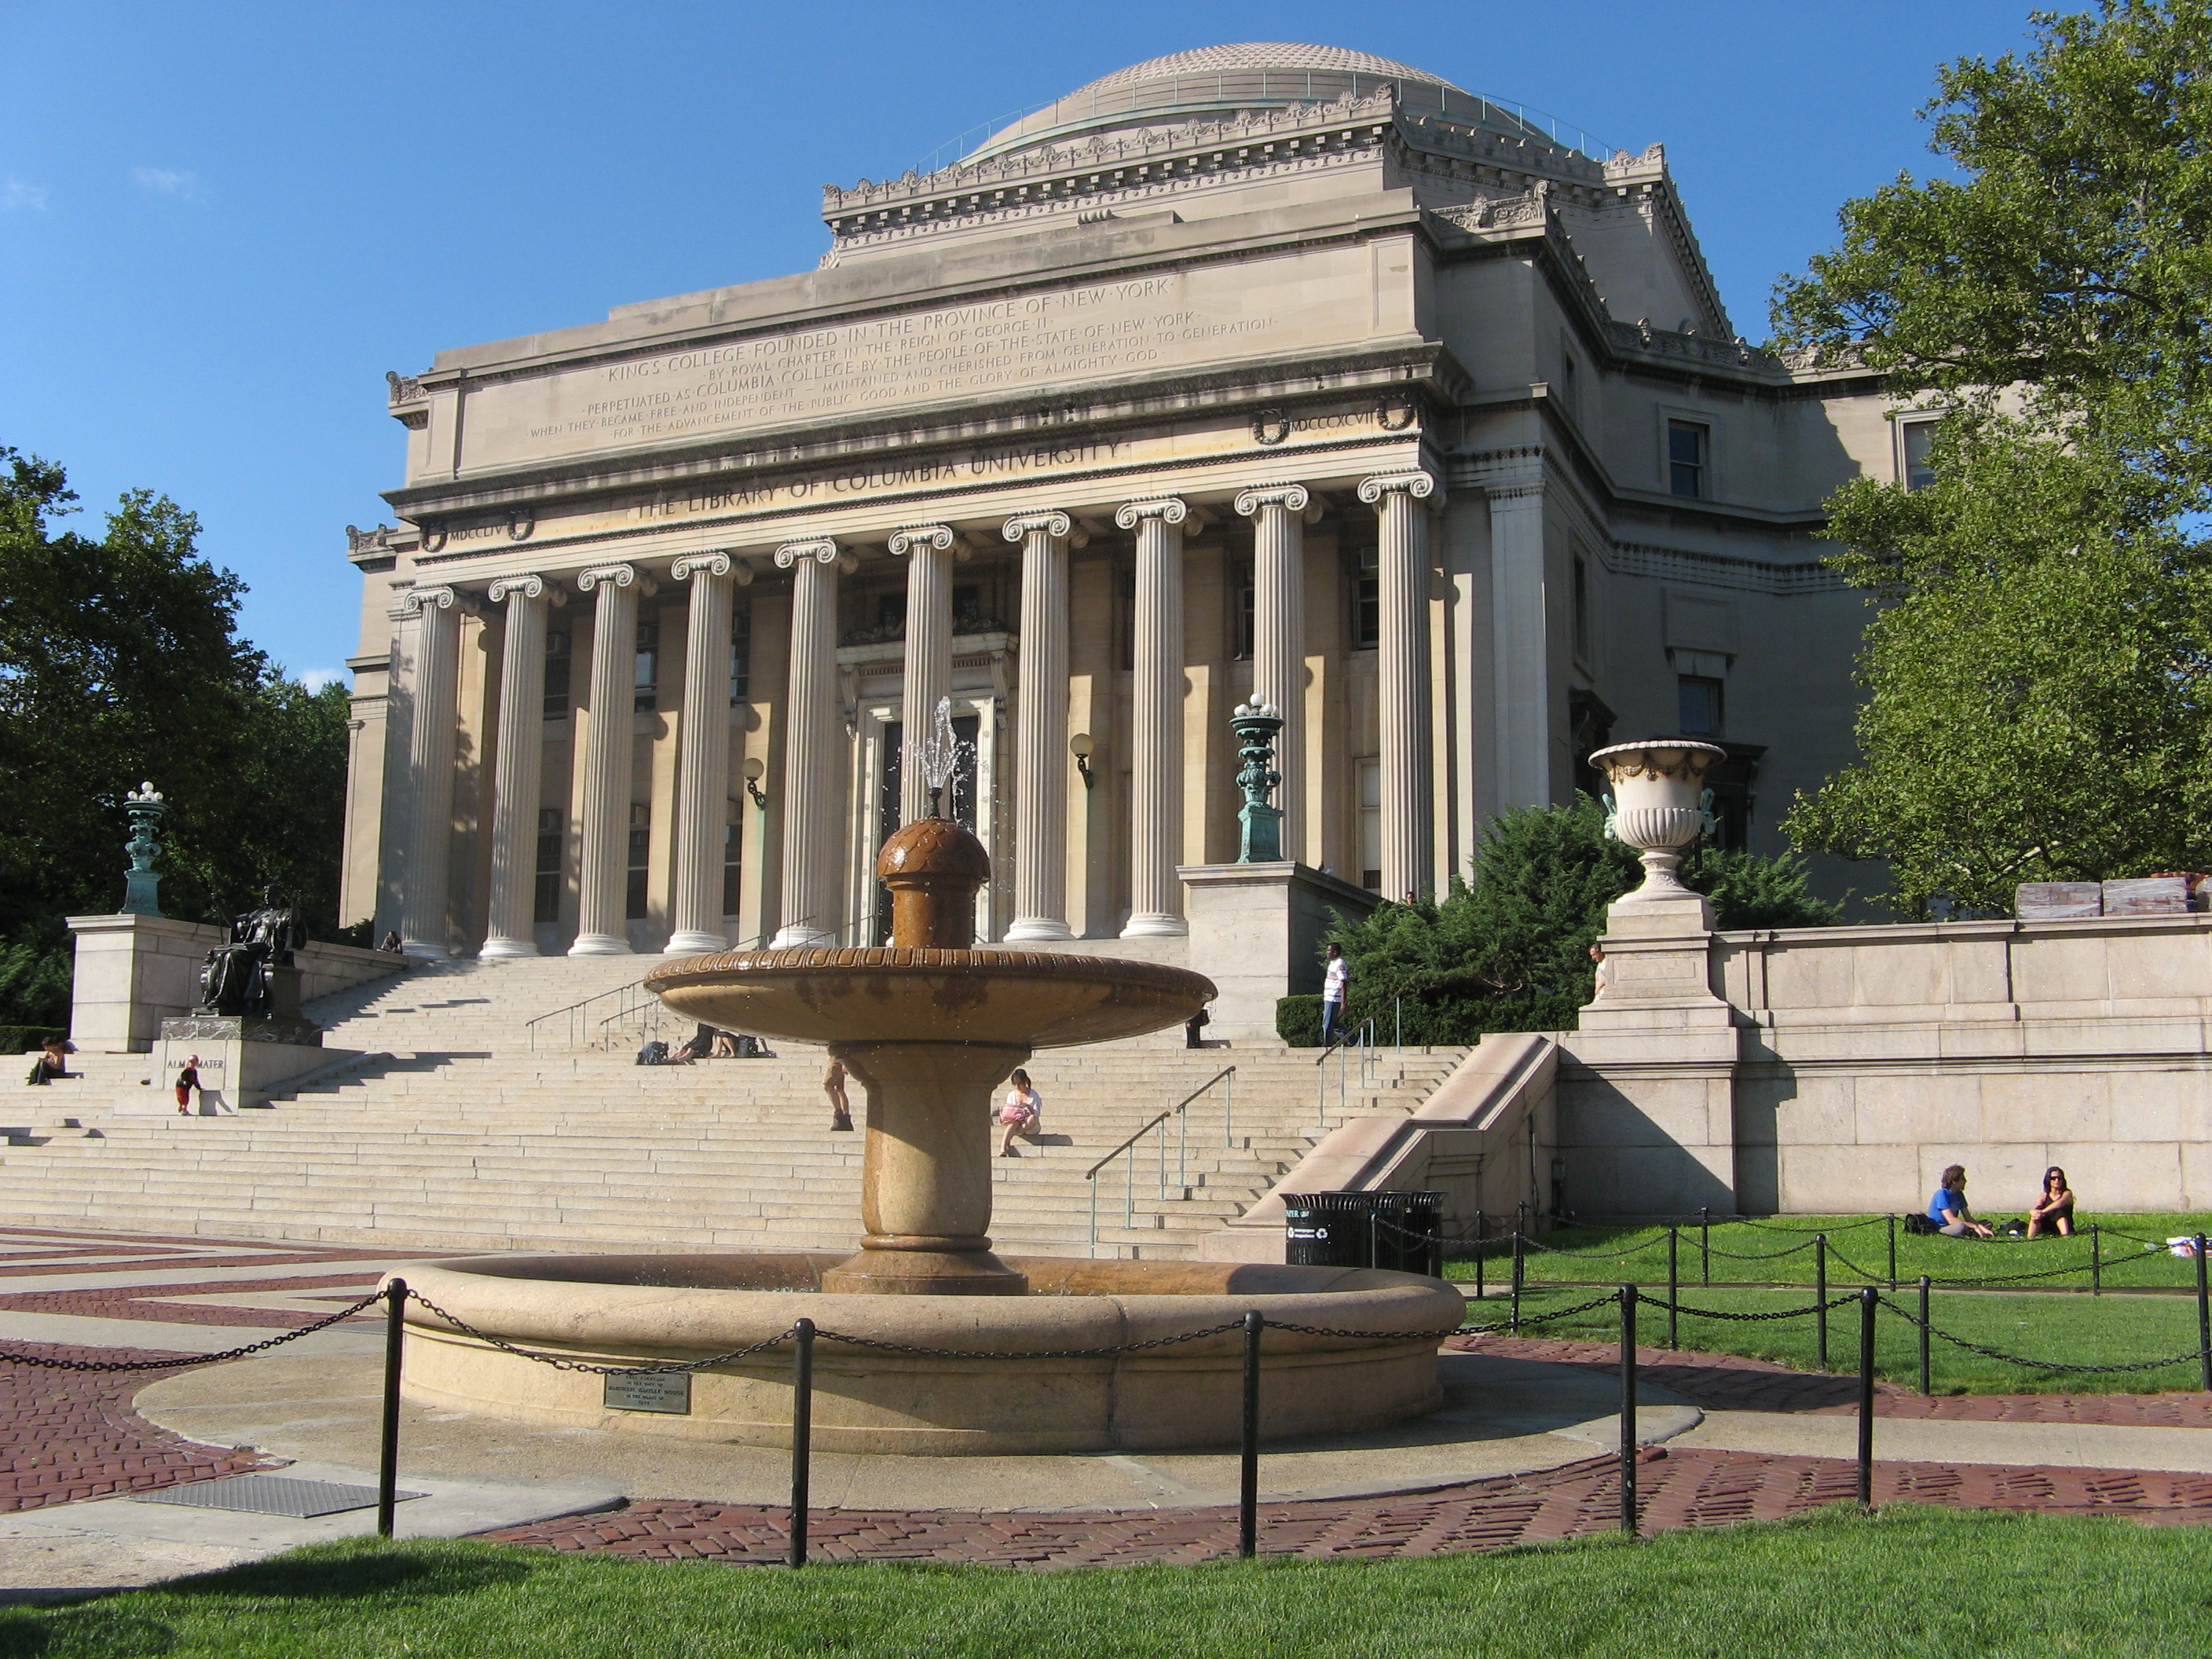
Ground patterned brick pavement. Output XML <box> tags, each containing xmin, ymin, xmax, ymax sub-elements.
<box><xmin>482</xmin><ymin>1448</ymin><xmax>2212</xmax><ymax>1566</ymax></box>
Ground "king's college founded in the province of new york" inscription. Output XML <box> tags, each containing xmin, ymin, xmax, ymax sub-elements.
<box><xmin>453</xmin><ymin>246</ymin><xmax>1386</xmax><ymax>468</ymax></box>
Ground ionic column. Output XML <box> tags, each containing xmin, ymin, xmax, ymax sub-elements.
<box><xmin>888</xmin><ymin>525</ymin><xmax>954</xmax><ymax>824</ymax></box>
<box><xmin>1359</xmin><ymin>471</ymin><xmax>1439</xmax><ymax>899</ymax></box>
<box><xmin>1003</xmin><ymin>511</ymin><xmax>1074</xmax><ymax>940</ymax></box>
<box><xmin>1115</xmin><ymin>497</ymin><xmax>1188</xmax><ymax>937</ymax></box>
<box><xmin>481</xmin><ymin>574</ymin><xmax>551</xmax><ymax>959</ymax></box>
<box><xmin>397</xmin><ymin>584</ymin><xmax>461</xmax><ymax>958</ymax></box>
<box><xmin>771</xmin><ymin>538</ymin><xmax>840</xmax><ymax>948</ymax></box>
<box><xmin>666</xmin><ymin>552</ymin><xmax>746</xmax><ymax>954</ymax></box>
<box><xmin>1234</xmin><ymin>483</ymin><xmax>1310</xmax><ymax>863</ymax></box>
<box><xmin>569</xmin><ymin>563</ymin><xmax>638</xmax><ymax>955</ymax></box>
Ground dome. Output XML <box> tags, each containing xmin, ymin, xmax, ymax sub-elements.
<box><xmin>963</xmin><ymin>42</ymin><xmax>1564</xmax><ymax>164</ymax></box>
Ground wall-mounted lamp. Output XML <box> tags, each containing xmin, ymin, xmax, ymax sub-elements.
<box><xmin>742</xmin><ymin>756</ymin><xmax>771</xmax><ymax>811</ymax></box>
<box><xmin>1070</xmin><ymin>732</ymin><xmax>1096</xmax><ymax>790</ymax></box>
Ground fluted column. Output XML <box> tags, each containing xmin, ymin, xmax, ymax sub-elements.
<box><xmin>1359</xmin><ymin>471</ymin><xmax>1438</xmax><ymax>899</ymax></box>
<box><xmin>771</xmin><ymin>538</ymin><xmax>840</xmax><ymax>948</ymax></box>
<box><xmin>569</xmin><ymin>563</ymin><xmax>638</xmax><ymax>955</ymax></box>
<box><xmin>397</xmin><ymin>584</ymin><xmax>461</xmax><ymax>958</ymax></box>
<box><xmin>1003</xmin><ymin>511</ymin><xmax>1074</xmax><ymax>940</ymax></box>
<box><xmin>666</xmin><ymin>552</ymin><xmax>745</xmax><ymax>954</ymax></box>
<box><xmin>1235</xmin><ymin>483</ymin><xmax>1310</xmax><ymax>863</ymax></box>
<box><xmin>1115</xmin><ymin>497</ymin><xmax>1188</xmax><ymax>937</ymax></box>
<box><xmin>888</xmin><ymin>525</ymin><xmax>955</xmax><ymax>825</ymax></box>
<box><xmin>481</xmin><ymin>574</ymin><xmax>551</xmax><ymax>958</ymax></box>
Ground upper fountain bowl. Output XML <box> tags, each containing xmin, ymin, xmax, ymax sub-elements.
<box><xmin>645</xmin><ymin>816</ymin><xmax>1214</xmax><ymax>1047</ymax></box>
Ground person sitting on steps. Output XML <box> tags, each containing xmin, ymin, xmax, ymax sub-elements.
<box><xmin>997</xmin><ymin>1068</ymin><xmax>1042</xmax><ymax>1157</ymax></box>
<box><xmin>1928</xmin><ymin>1163</ymin><xmax>1994</xmax><ymax>1238</ymax></box>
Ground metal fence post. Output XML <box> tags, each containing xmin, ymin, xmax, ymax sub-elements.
<box><xmin>1701</xmin><ymin>1207</ymin><xmax>1711</xmax><ymax>1287</ymax></box>
<box><xmin>2197</xmin><ymin>1236</ymin><xmax>2210</xmax><ymax>1393</ymax></box>
<box><xmin>1815</xmin><ymin>1234</ymin><xmax>1829</xmax><ymax>1372</ymax></box>
<box><xmin>1511</xmin><ymin>1228</ymin><xmax>1524</xmax><ymax>1333</ymax></box>
<box><xmin>1474</xmin><ymin>1210</ymin><xmax>1486</xmax><ymax>1302</ymax></box>
<box><xmin>377</xmin><ymin>1277</ymin><xmax>406</xmax><ymax>1539</ymax></box>
<box><xmin>1856</xmin><ymin>1286</ymin><xmax>1877</xmax><ymax>1509</ymax></box>
<box><xmin>1240</xmin><ymin>1310</ymin><xmax>1262</xmax><ymax>1558</ymax></box>
<box><xmin>1618</xmin><ymin>1284</ymin><xmax>1638</xmax><ymax>1537</ymax></box>
<box><xmin>1225</xmin><ymin>1068</ymin><xmax>1234</xmax><ymax>1148</ymax></box>
<box><xmin>1917</xmin><ymin>1275</ymin><xmax>1932</xmax><ymax>1397</ymax></box>
<box><xmin>1887</xmin><ymin>1214</ymin><xmax>1898</xmax><ymax>1290</ymax></box>
<box><xmin>789</xmin><ymin>1318</ymin><xmax>814</xmax><ymax>1569</ymax></box>
<box><xmin>2091</xmin><ymin>1222</ymin><xmax>2101</xmax><ymax>1295</ymax></box>
<box><xmin>1666</xmin><ymin>1227</ymin><xmax>1679</xmax><ymax>1350</ymax></box>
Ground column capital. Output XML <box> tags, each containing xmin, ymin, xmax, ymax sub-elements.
<box><xmin>400</xmin><ymin>583</ymin><xmax>460</xmax><ymax>617</ymax></box>
<box><xmin>671</xmin><ymin>551</ymin><xmax>731</xmax><ymax>581</ymax></box>
<box><xmin>1357</xmin><ymin>470</ymin><xmax>1440</xmax><ymax>507</ymax></box>
<box><xmin>1466</xmin><ymin>445</ymin><xmax>1545</xmax><ymax>502</ymax></box>
<box><xmin>887</xmin><ymin>524</ymin><xmax>955</xmax><ymax>556</ymax></box>
<box><xmin>774</xmin><ymin>538</ymin><xmax>839</xmax><ymax>569</ymax></box>
<box><xmin>1232</xmin><ymin>483</ymin><xmax>1310</xmax><ymax>518</ymax></box>
<box><xmin>1115</xmin><ymin>496</ymin><xmax>1188</xmax><ymax>529</ymax></box>
<box><xmin>576</xmin><ymin>563</ymin><xmax>635</xmax><ymax>594</ymax></box>
<box><xmin>1002</xmin><ymin>510</ymin><xmax>1072</xmax><ymax>544</ymax></box>
<box><xmin>486</xmin><ymin>572</ymin><xmax>546</xmax><ymax>603</ymax></box>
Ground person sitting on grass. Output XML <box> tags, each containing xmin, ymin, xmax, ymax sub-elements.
<box><xmin>1928</xmin><ymin>1163</ymin><xmax>1994</xmax><ymax>1238</ymax></box>
<box><xmin>2027</xmin><ymin>1166</ymin><xmax>2076</xmax><ymax>1237</ymax></box>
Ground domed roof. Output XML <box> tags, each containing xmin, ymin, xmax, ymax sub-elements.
<box><xmin>964</xmin><ymin>42</ymin><xmax>1558</xmax><ymax>164</ymax></box>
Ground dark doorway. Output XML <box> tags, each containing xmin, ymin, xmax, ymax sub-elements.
<box><xmin>873</xmin><ymin>712</ymin><xmax>980</xmax><ymax>940</ymax></box>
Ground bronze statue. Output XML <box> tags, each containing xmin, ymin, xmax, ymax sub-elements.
<box><xmin>196</xmin><ymin>886</ymin><xmax>306</xmax><ymax>1019</ymax></box>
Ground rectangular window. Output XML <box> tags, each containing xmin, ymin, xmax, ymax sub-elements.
<box><xmin>624</xmin><ymin>803</ymin><xmax>650</xmax><ymax>921</ymax></box>
<box><xmin>952</xmin><ymin>584</ymin><xmax>984</xmax><ymax>632</ymax></box>
<box><xmin>729</xmin><ymin>606</ymin><xmax>751</xmax><ymax>704</ymax></box>
<box><xmin>1558</xmin><ymin>332</ymin><xmax>1578</xmax><ymax>417</ymax></box>
<box><xmin>1117</xmin><ymin>563</ymin><xmax>1136</xmax><ymax>672</ymax></box>
<box><xmin>877</xmin><ymin>591</ymin><xmax>907</xmax><ymax>636</ymax></box>
<box><xmin>532</xmin><ymin>808</ymin><xmax>562</xmax><ymax>925</ymax></box>
<box><xmin>1678</xmin><ymin>676</ymin><xmax>1723</xmax><ymax>736</ymax></box>
<box><xmin>1351</xmin><ymin>545</ymin><xmax>1379</xmax><ymax>648</ymax></box>
<box><xmin>1358</xmin><ymin>760</ymin><xmax>1382</xmax><ymax>892</ymax></box>
<box><xmin>543</xmin><ymin>632</ymin><xmax>572</xmax><ymax>718</ymax></box>
<box><xmin>721</xmin><ymin>798</ymin><xmax>743</xmax><ymax>918</ymax></box>
<box><xmin>633</xmin><ymin>620</ymin><xmax>660</xmax><ymax>714</ymax></box>
<box><xmin>1229</xmin><ymin>555</ymin><xmax>1254</xmax><ymax>661</ymax></box>
<box><xmin>1668</xmin><ymin>420</ymin><xmax>1708</xmax><ymax>499</ymax></box>
<box><xmin>1902</xmin><ymin>418</ymin><xmax>1941</xmax><ymax>491</ymax></box>
<box><xmin>1573</xmin><ymin>554</ymin><xmax>1591</xmax><ymax>661</ymax></box>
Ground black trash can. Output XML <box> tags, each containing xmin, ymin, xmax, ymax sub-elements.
<box><xmin>1283</xmin><ymin>1190</ymin><xmax>1446</xmax><ymax>1274</ymax></box>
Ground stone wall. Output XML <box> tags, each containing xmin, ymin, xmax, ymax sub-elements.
<box><xmin>1558</xmin><ymin>907</ymin><xmax>2212</xmax><ymax>1218</ymax></box>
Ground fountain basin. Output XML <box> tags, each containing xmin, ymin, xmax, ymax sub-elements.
<box><xmin>395</xmin><ymin>1255</ymin><xmax>1463</xmax><ymax>1455</ymax></box>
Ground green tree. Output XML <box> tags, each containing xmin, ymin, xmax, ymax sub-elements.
<box><xmin>1771</xmin><ymin>2</ymin><xmax>2212</xmax><ymax>910</ymax></box>
<box><xmin>1278</xmin><ymin>800</ymin><xmax>1840</xmax><ymax>1045</ymax></box>
<box><xmin>0</xmin><ymin>449</ymin><xmax>353</xmax><ymax>1031</ymax></box>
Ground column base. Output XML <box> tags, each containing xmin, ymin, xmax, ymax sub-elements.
<box><xmin>1120</xmin><ymin>913</ymin><xmax>1188</xmax><ymax>939</ymax></box>
<box><xmin>664</xmin><ymin>931</ymin><xmax>732</xmax><ymax>955</ymax></box>
<box><xmin>478</xmin><ymin>936</ymin><xmax>539</xmax><ymax>960</ymax></box>
<box><xmin>1004</xmin><ymin>917</ymin><xmax>1074</xmax><ymax>942</ymax></box>
<box><xmin>769</xmin><ymin>925</ymin><xmax>833</xmax><ymax>949</ymax></box>
<box><xmin>567</xmin><ymin>933</ymin><xmax>633</xmax><ymax>957</ymax></box>
<box><xmin>401</xmin><ymin>940</ymin><xmax>450</xmax><ymax>961</ymax></box>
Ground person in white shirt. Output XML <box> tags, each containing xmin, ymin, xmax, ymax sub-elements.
<box><xmin>1321</xmin><ymin>943</ymin><xmax>1349</xmax><ymax>1047</ymax></box>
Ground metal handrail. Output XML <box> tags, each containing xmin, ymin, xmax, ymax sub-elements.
<box><xmin>520</xmin><ymin>918</ymin><xmax>838</xmax><ymax>1050</ymax></box>
<box><xmin>1085</xmin><ymin>1067</ymin><xmax>1236</xmax><ymax>1258</ymax></box>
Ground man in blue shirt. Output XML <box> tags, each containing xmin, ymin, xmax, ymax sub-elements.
<box><xmin>1928</xmin><ymin>1163</ymin><xmax>1993</xmax><ymax>1238</ymax></box>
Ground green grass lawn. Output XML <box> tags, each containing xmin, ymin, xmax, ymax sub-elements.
<box><xmin>1482</xmin><ymin>1280</ymin><xmax>2210</xmax><ymax>1393</ymax></box>
<box><xmin>5</xmin><ymin>1509</ymin><xmax>2207</xmax><ymax>1658</ymax></box>
<box><xmin>1443</xmin><ymin>1212</ymin><xmax>2212</xmax><ymax>1292</ymax></box>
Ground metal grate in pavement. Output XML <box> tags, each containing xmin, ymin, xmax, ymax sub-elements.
<box><xmin>134</xmin><ymin>1474</ymin><xmax>427</xmax><ymax>1518</ymax></box>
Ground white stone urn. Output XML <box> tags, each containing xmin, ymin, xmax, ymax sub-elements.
<box><xmin>1589</xmin><ymin>740</ymin><xmax>1727</xmax><ymax>901</ymax></box>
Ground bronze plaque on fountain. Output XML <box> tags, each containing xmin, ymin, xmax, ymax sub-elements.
<box><xmin>602</xmin><ymin>1372</ymin><xmax>691</xmax><ymax>1415</ymax></box>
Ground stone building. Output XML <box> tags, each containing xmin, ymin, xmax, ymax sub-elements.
<box><xmin>340</xmin><ymin>42</ymin><xmax>1899</xmax><ymax>976</ymax></box>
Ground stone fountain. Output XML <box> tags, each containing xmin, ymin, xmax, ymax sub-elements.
<box><xmin>397</xmin><ymin>811</ymin><xmax>1462</xmax><ymax>1454</ymax></box>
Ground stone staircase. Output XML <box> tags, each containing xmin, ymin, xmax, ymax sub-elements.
<box><xmin>5</xmin><ymin>956</ymin><xmax>1468</xmax><ymax>1259</ymax></box>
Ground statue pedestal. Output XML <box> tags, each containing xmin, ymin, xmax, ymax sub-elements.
<box><xmin>1177</xmin><ymin>862</ymin><xmax>1382</xmax><ymax>1042</ymax></box>
<box><xmin>145</xmin><ymin>1013</ymin><xmax>355</xmax><ymax>1115</ymax></box>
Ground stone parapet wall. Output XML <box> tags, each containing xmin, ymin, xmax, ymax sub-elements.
<box><xmin>1558</xmin><ymin>910</ymin><xmax>2212</xmax><ymax>1219</ymax></box>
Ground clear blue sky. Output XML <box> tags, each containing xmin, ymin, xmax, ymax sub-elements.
<box><xmin>2</xmin><ymin>0</ymin><xmax>2038</xmax><ymax>683</ymax></box>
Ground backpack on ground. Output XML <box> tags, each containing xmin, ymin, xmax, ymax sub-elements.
<box><xmin>635</xmin><ymin>1040</ymin><xmax>669</xmax><ymax>1067</ymax></box>
<box><xmin>1903</xmin><ymin>1212</ymin><xmax>1937</xmax><ymax>1236</ymax></box>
